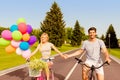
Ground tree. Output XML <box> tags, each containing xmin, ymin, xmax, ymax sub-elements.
<box><xmin>40</xmin><ymin>2</ymin><xmax>65</xmax><ymax>47</ymax></box>
<box><xmin>105</xmin><ymin>24</ymin><xmax>119</xmax><ymax>48</ymax></box>
<box><xmin>71</xmin><ymin>20</ymin><xmax>83</xmax><ymax>46</ymax></box>
<box><xmin>65</xmin><ymin>27</ymin><xmax>73</xmax><ymax>43</ymax></box>
<box><xmin>0</xmin><ymin>26</ymin><xmax>9</xmax><ymax>35</ymax></box>
<box><xmin>100</xmin><ymin>34</ymin><xmax>105</xmax><ymax>41</ymax></box>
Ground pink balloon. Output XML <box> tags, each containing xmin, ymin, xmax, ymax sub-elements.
<box><xmin>11</xmin><ymin>40</ymin><xmax>21</xmax><ymax>48</ymax></box>
<box><xmin>22</xmin><ymin>49</ymin><xmax>31</xmax><ymax>58</ymax></box>
<box><xmin>1</xmin><ymin>30</ymin><xmax>12</xmax><ymax>40</ymax></box>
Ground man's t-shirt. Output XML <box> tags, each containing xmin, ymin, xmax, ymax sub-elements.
<box><xmin>81</xmin><ymin>38</ymin><xmax>106</xmax><ymax>62</ymax></box>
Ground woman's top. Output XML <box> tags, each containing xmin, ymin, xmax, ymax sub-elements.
<box><xmin>38</xmin><ymin>42</ymin><xmax>53</xmax><ymax>59</ymax></box>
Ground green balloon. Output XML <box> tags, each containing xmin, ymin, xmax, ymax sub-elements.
<box><xmin>12</xmin><ymin>31</ymin><xmax>22</xmax><ymax>41</ymax></box>
<box><xmin>0</xmin><ymin>38</ymin><xmax>10</xmax><ymax>46</ymax></box>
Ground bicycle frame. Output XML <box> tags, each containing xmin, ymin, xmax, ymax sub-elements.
<box><xmin>75</xmin><ymin>57</ymin><xmax>109</xmax><ymax>80</ymax></box>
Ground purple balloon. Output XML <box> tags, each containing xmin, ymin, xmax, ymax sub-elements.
<box><xmin>27</xmin><ymin>24</ymin><xmax>33</xmax><ymax>34</ymax></box>
<box><xmin>28</xmin><ymin>36</ymin><xmax>37</xmax><ymax>45</ymax></box>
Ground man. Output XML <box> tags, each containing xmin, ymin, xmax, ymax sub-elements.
<box><xmin>65</xmin><ymin>27</ymin><xmax>111</xmax><ymax>80</ymax></box>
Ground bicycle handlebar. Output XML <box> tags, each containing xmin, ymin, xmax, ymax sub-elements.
<box><xmin>75</xmin><ymin>57</ymin><xmax>110</xmax><ymax>69</ymax></box>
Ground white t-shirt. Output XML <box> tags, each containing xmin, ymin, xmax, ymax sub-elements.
<box><xmin>81</xmin><ymin>38</ymin><xmax>106</xmax><ymax>62</ymax></box>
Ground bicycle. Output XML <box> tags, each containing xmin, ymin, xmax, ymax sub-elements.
<box><xmin>27</xmin><ymin>57</ymin><xmax>55</xmax><ymax>80</ymax></box>
<box><xmin>75</xmin><ymin>57</ymin><xmax>110</xmax><ymax>80</ymax></box>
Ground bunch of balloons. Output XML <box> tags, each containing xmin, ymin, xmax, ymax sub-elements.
<box><xmin>0</xmin><ymin>18</ymin><xmax>37</xmax><ymax>59</ymax></box>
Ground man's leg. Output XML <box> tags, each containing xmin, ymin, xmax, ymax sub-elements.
<box><xmin>96</xmin><ymin>73</ymin><xmax>104</xmax><ymax>80</ymax></box>
<box><xmin>82</xmin><ymin>66</ymin><xmax>89</xmax><ymax>80</ymax></box>
<box><xmin>96</xmin><ymin>66</ymin><xmax>104</xmax><ymax>80</ymax></box>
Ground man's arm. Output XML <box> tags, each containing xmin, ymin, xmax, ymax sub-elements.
<box><xmin>65</xmin><ymin>49</ymin><xmax>84</xmax><ymax>58</ymax></box>
<box><xmin>102</xmin><ymin>47</ymin><xmax>111</xmax><ymax>63</ymax></box>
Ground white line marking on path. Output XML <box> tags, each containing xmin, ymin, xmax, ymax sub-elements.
<box><xmin>0</xmin><ymin>64</ymin><xmax>26</xmax><ymax>76</ymax></box>
<box><xmin>64</xmin><ymin>53</ymin><xmax>85</xmax><ymax>80</ymax></box>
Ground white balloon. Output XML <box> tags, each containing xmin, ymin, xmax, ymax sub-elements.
<box><xmin>16</xmin><ymin>48</ymin><xmax>22</xmax><ymax>55</ymax></box>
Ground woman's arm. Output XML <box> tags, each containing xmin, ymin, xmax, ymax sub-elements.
<box><xmin>51</xmin><ymin>44</ymin><xmax>65</xmax><ymax>58</ymax></box>
<box><xmin>29</xmin><ymin>44</ymin><xmax>40</xmax><ymax>58</ymax></box>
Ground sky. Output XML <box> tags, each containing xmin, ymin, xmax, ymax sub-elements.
<box><xmin>0</xmin><ymin>0</ymin><xmax>120</xmax><ymax>38</ymax></box>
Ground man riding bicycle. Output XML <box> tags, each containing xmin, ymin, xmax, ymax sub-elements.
<box><xmin>64</xmin><ymin>27</ymin><xmax>111</xmax><ymax>80</ymax></box>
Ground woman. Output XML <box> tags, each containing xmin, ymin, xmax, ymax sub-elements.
<box><xmin>28</xmin><ymin>33</ymin><xmax>65</xmax><ymax>80</ymax></box>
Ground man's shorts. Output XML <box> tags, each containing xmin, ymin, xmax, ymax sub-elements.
<box><xmin>85</xmin><ymin>60</ymin><xmax>104</xmax><ymax>75</ymax></box>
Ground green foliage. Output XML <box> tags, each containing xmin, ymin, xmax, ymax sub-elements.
<box><xmin>27</xmin><ymin>58</ymin><xmax>49</xmax><ymax>77</ymax></box>
<box><xmin>65</xmin><ymin>27</ymin><xmax>73</xmax><ymax>43</ymax></box>
<box><xmin>105</xmin><ymin>24</ymin><xmax>119</xmax><ymax>48</ymax></box>
<box><xmin>100</xmin><ymin>34</ymin><xmax>105</xmax><ymax>41</ymax></box>
<box><xmin>71</xmin><ymin>20</ymin><xmax>84</xmax><ymax>46</ymax></box>
<box><xmin>40</xmin><ymin>2</ymin><xmax>65</xmax><ymax>47</ymax></box>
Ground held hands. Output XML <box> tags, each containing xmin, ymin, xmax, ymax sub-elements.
<box><xmin>62</xmin><ymin>54</ymin><xmax>70</xmax><ymax>59</ymax></box>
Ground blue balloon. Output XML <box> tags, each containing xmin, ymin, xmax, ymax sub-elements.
<box><xmin>10</xmin><ymin>25</ymin><xmax>18</xmax><ymax>32</ymax></box>
<box><xmin>19</xmin><ymin>42</ymin><xmax>29</xmax><ymax>50</ymax></box>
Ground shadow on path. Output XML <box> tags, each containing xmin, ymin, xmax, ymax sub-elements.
<box><xmin>54</xmin><ymin>72</ymin><xmax>65</xmax><ymax>80</ymax></box>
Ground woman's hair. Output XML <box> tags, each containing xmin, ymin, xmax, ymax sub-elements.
<box><xmin>88</xmin><ymin>27</ymin><xmax>97</xmax><ymax>33</ymax></box>
<box><xmin>40</xmin><ymin>32</ymin><xmax>49</xmax><ymax>39</ymax></box>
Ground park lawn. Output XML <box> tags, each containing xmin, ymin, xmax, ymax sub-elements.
<box><xmin>0</xmin><ymin>43</ymin><xmax>79</xmax><ymax>70</ymax></box>
<box><xmin>110</xmin><ymin>48</ymin><xmax>120</xmax><ymax>59</ymax></box>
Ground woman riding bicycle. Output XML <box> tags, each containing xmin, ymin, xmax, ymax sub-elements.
<box><xmin>27</xmin><ymin>32</ymin><xmax>65</xmax><ymax>80</ymax></box>
<box><xmin>64</xmin><ymin>27</ymin><xmax>111</xmax><ymax>80</ymax></box>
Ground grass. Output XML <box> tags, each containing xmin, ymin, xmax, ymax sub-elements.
<box><xmin>0</xmin><ymin>43</ymin><xmax>79</xmax><ymax>70</ymax></box>
<box><xmin>109</xmin><ymin>48</ymin><xmax>120</xmax><ymax>59</ymax></box>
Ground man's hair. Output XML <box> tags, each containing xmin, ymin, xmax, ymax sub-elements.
<box><xmin>88</xmin><ymin>27</ymin><xmax>97</xmax><ymax>33</ymax></box>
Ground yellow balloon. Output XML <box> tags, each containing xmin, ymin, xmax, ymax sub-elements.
<box><xmin>22</xmin><ymin>33</ymin><xmax>30</xmax><ymax>41</ymax></box>
<box><xmin>5</xmin><ymin>45</ymin><xmax>16</xmax><ymax>53</ymax></box>
<box><xmin>17</xmin><ymin>18</ymin><xmax>26</xmax><ymax>24</ymax></box>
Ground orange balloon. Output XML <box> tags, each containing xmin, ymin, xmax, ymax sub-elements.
<box><xmin>5</xmin><ymin>45</ymin><xmax>16</xmax><ymax>53</ymax></box>
<box><xmin>22</xmin><ymin>33</ymin><xmax>30</xmax><ymax>41</ymax></box>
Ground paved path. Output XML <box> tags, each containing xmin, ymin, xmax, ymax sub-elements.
<box><xmin>0</xmin><ymin>49</ymin><xmax>120</xmax><ymax>80</ymax></box>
